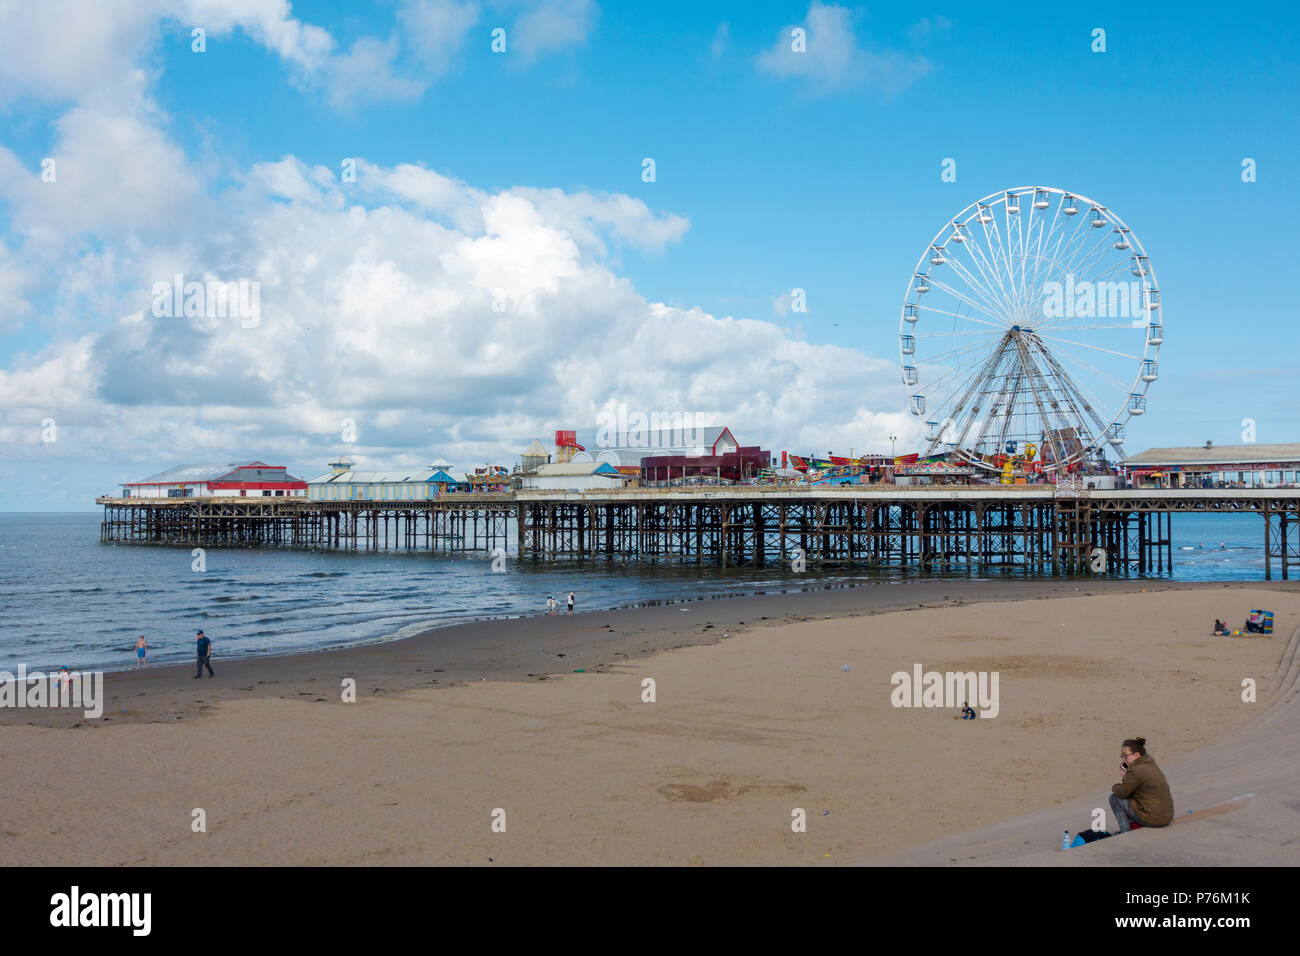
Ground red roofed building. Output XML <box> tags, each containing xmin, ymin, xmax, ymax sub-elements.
<box><xmin>121</xmin><ymin>461</ymin><xmax>308</xmax><ymax>498</ymax></box>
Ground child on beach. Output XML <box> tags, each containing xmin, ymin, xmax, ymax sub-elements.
<box><xmin>135</xmin><ymin>635</ymin><xmax>148</xmax><ymax>668</ymax></box>
<box><xmin>547</xmin><ymin>596</ymin><xmax>556</xmax><ymax>615</ymax></box>
<box><xmin>960</xmin><ymin>700</ymin><xmax>976</xmax><ymax>720</ymax></box>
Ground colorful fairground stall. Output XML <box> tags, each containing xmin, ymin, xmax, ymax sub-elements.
<box><xmin>894</xmin><ymin>459</ymin><xmax>980</xmax><ymax>485</ymax></box>
<box><xmin>462</xmin><ymin>465</ymin><xmax>511</xmax><ymax>492</ymax></box>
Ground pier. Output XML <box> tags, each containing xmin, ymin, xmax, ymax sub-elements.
<box><xmin>97</xmin><ymin>487</ymin><xmax>1300</xmax><ymax>579</ymax></box>
<box><xmin>98</xmin><ymin>494</ymin><xmax>515</xmax><ymax>553</ymax></box>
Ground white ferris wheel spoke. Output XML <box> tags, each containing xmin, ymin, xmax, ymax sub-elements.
<box><xmin>914</xmin><ymin>328</ymin><xmax>1005</xmax><ymax>337</ymax></box>
<box><xmin>923</xmin><ymin>277</ymin><xmax>1009</xmax><ymax>326</ymax></box>
<box><xmin>1035</xmin><ymin>336</ymin><xmax>1139</xmax><ymax>394</ymax></box>
<box><xmin>936</xmin><ymin>250</ymin><xmax>1010</xmax><ymax>320</ymax></box>
<box><xmin>916</xmin><ymin>302</ymin><xmax>1005</xmax><ymax>330</ymax></box>
<box><xmin>1035</xmin><ymin>332</ymin><xmax>1141</xmax><ymax>362</ymax></box>
<box><xmin>1026</xmin><ymin>197</ymin><xmax>1064</xmax><ymax>296</ymax></box>
<box><xmin>961</xmin><ymin>231</ymin><xmax>1017</xmax><ymax>317</ymax></box>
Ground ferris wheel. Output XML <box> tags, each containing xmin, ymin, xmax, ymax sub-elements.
<box><xmin>899</xmin><ymin>186</ymin><xmax>1162</xmax><ymax>473</ymax></box>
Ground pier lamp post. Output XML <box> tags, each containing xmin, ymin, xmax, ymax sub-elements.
<box><xmin>890</xmin><ymin>435</ymin><xmax>897</xmax><ymax>458</ymax></box>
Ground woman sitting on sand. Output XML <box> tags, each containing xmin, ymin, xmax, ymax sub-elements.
<box><xmin>1110</xmin><ymin>736</ymin><xmax>1173</xmax><ymax>834</ymax></box>
<box><xmin>1213</xmin><ymin>619</ymin><xmax>1229</xmax><ymax>636</ymax></box>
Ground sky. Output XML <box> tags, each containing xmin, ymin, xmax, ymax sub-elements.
<box><xmin>0</xmin><ymin>0</ymin><xmax>1296</xmax><ymax>510</ymax></box>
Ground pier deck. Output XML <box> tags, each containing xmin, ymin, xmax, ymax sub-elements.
<box><xmin>96</xmin><ymin>487</ymin><xmax>1300</xmax><ymax>578</ymax></box>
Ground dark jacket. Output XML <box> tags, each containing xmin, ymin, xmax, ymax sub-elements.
<box><xmin>1112</xmin><ymin>754</ymin><xmax>1174</xmax><ymax>826</ymax></box>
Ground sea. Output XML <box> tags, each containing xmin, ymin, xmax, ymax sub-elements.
<box><xmin>0</xmin><ymin>511</ymin><xmax>1271</xmax><ymax>673</ymax></box>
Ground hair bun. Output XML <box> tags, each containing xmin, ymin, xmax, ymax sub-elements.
<box><xmin>1135</xmin><ymin>737</ymin><xmax>1146</xmax><ymax>746</ymax></box>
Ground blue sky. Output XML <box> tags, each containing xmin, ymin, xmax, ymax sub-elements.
<box><xmin>1</xmin><ymin>1</ymin><xmax>1297</xmax><ymax>509</ymax></box>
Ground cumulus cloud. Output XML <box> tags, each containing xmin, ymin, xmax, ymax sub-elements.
<box><xmin>757</xmin><ymin>2</ymin><xmax>931</xmax><ymax>96</ymax></box>
<box><xmin>0</xmin><ymin>152</ymin><xmax>914</xmax><ymax>481</ymax></box>
<box><xmin>0</xmin><ymin>107</ymin><xmax>202</xmax><ymax>238</ymax></box>
<box><xmin>0</xmin><ymin>0</ymin><xmax>165</xmax><ymax>109</ymax></box>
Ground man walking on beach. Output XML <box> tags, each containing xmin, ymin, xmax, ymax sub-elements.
<box><xmin>193</xmin><ymin>630</ymin><xmax>214</xmax><ymax>678</ymax></box>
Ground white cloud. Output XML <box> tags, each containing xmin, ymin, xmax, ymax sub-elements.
<box><xmin>354</xmin><ymin>160</ymin><xmax>487</xmax><ymax>233</ymax></box>
<box><xmin>757</xmin><ymin>1</ymin><xmax>931</xmax><ymax>95</ymax></box>
<box><xmin>510</xmin><ymin>0</ymin><xmax>597</xmax><ymax>63</ymax></box>
<box><xmin>398</xmin><ymin>0</ymin><xmax>480</xmax><ymax>74</ymax></box>
<box><xmin>507</xmin><ymin>187</ymin><xmax>690</xmax><ymax>255</ymax></box>
<box><xmin>0</xmin><ymin>0</ymin><xmax>590</xmax><ymax>119</ymax></box>
<box><xmin>179</xmin><ymin>0</ymin><xmax>335</xmax><ymax>71</ymax></box>
<box><xmin>0</xmin><ymin>107</ymin><xmax>202</xmax><ymax>238</ymax></box>
<box><xmin>0</xmin><ymin>241</ymin><xmax>34</xmax><ymax>331</ymax></box>
<box><xmin>248</xmin><ymin>156</ymin><xmax>340</xmax><ymax>205</ymax></box>
<box><xmin>0</xmin><ymin>154</ymin><xmax>915</xmax><ymax>481</ymax></box>
<box><xmin>321</xmin><ymin>34</ymin><xmax>427</xmax><ymax>111</ymax></box>
<box><xmin>0</xmin><ymin>0</ymin><xmax>165</xmax><ymax>109</ymax></box>
<box><xmin>0</xmin><ymin>0</ymin><xmax>339</xmax><ymax>109</ymax></box>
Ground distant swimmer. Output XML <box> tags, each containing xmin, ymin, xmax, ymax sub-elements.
<box><xmin>1110</xmin><ymin>736</ymin><xmax>1173</xmax><ymax>834</ymax></box>
<box><xmin>135</xmin><ymin>635</ymin><xmax>148</xmax><ymax>669</ymax></box>
<box><xmin>1220</xmin><ymin>541</ymin><xmax>1226</xmax><ymax>550</ymax></box>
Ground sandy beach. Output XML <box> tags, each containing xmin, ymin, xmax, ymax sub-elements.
<box><xmin>2</xmin><ymin>578</ymin><xmax>1295</xmax><ymax>866</ymax></box>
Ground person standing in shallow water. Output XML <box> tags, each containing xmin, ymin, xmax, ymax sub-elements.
<box><xmin>567</xmin><ymin>591</ymin><xmax>575</xmax><ymax>616</ymax></box>
<box><xmin>135</xmin><ymin>635</ymin><xmax>148</xmax><ymax>669</ymax></box>
<box><xmin>1110</xmin><ymin>736</ymin><xmax>1173</xmax><ymax>833</ymax></box>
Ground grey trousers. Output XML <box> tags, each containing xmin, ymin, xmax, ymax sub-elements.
<box><xmin>1109</xmin><ymin>793</ymin><xmax>1141</xmax><ymax>833</ymax></box>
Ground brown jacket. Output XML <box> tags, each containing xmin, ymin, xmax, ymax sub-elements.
<box><xmin>1112</xmin><ymin>754</ymin><xmax>1174</xmax><ymax>826</ymax></box>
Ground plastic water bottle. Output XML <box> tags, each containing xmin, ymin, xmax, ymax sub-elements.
<box><xmin>1061</xmin><ymin>830</ymin><xmax>1071</xmax><ymax>851</ymax></box>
